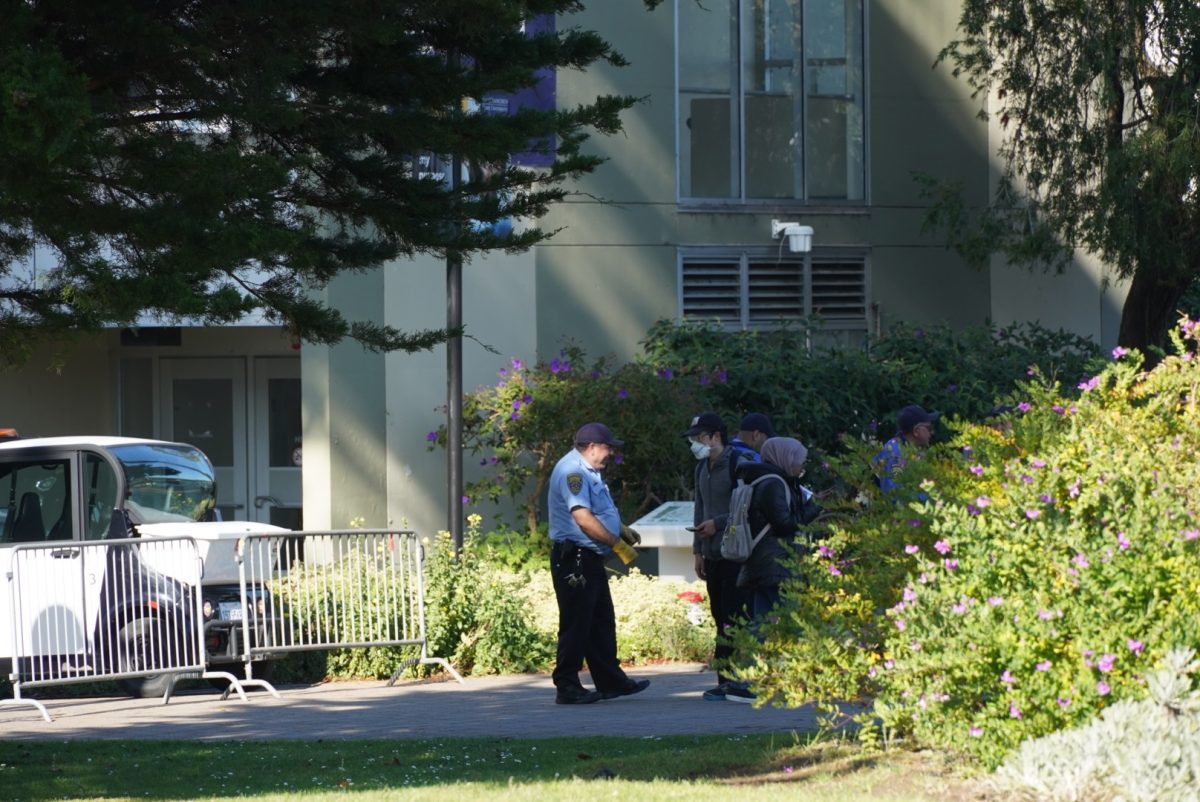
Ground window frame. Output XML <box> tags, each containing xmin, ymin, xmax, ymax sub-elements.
<box><xmin>677</xmin><ymin>245</ymin><xmax>872</xmax><ymax>335</ymax></box>
<box><xmin>674</xmin><ymin>0</ymin><xmax>871</xmax><ymax>208</ymax></box>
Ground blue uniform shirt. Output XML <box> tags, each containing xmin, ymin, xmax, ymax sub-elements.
<box><xmin>547</xmin><ymin>447</ymin><xmax>620</xmax><ymax>555</ymax></box>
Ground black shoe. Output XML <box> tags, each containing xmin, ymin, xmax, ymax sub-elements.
<box><xmin>555</xmin><ymin>687</ymin><xmax>603</xmax><ymax>705</ymax></box>
<box><xmin>600</xmin><ymin>678</ymin><xmax>650</xmax><ymax>700</ymax></box>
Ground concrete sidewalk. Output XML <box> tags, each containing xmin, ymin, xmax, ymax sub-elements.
<box><xmin>0</xmin><ymin>663</ymin><xmax>822</xmax><ymax>741</ymax></box>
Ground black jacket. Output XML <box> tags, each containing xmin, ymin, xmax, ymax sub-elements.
<box><xmin>734</xmin><ymin>461</ymin><xmax>821</xmax><ymax>589</ymax></box>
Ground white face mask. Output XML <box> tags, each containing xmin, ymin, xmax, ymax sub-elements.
<box><xmin>689</xmin><ymin>440</ymin><xmax>712</xmax><ymax>460</ymax></box>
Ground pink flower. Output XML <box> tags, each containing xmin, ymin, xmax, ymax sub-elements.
<box><xmin>1112</xmin><ymin>346</ymin><xmax>1129</xmax><ymax>359</ymax></box>
<box><xmin>1001</xmin><ymin>670</ymin><xmax>1016</xmax><ymax>685</ymax></box>
<box><xmin>969</xmin><ymin>464</ymin><xmax>985</xmax><ymax>476</ymax></box>
<box><xmin>1025</xmin><ymin>509</ymin><xmax>1041</xmax><ymax>520</ymax></box>
<box><xmin>1030</xmin><ymin>458</ymin><xmax>1047</xmax><ymax>469</ymax></box>
<box><xmin>987</xmin><ymin>596</ymin><xmax>1004</xmax><ymax>606</ymax></box>
<box><xmin>969</xmin><ymin>726</ymin><xmax>983</xmax><ymax>737</ymax></box>
<box><xmin>1097</xmin><ymin>653</ymin><xmax>1115</xmax><ymax>673</ymax></box>
<box><xmin>934</xmin><ymin>539</ymin><xmax>951</xmax><ymax>555</ymax></box>
<box><xmin>1127</xmin><ymin>639</ymin><xmax>1145</xmax><ymax>655</ymax></box>
<box><xmin>1073</xmin><ymin>553</ymin><xmax>1090</xmax><ymax>569</ymax></box>
<box><xmin>1068</xmin><ymin>482</ymin><xmax>1081</xmax><ymax>498</ymax></box>
<box><xmin>943</xmin><ymin>559</ymin><xmax>958</xmax><ymax>571</ymax></box>
<box><xmin>976</xmin><ymin>496</ymin><xmax>991</xmax><ymax>508</ymax></box>
<box><xmin>1183</xmin><ymin>528</ymin><xmax>1200</xmax><ymax>541</ymax></box>
<box><xmin>903</xmin><ymin>587</ymin><xmax>918</xmax><ymax>602</ymax></box>
<box><xmin>1096</xmin><ymin>681</ymin><xmax>1111</xmax><ymax>696</ymax></box>
<box><xmin>1017</xmin><ymin>401</ymin><xmax>1032</xmax><ymax>412</ymax></box>
<box><xmin>951</xmin><ymin>602</ymin><xmax>967</xmax><ymax>615</ymax></box>
<box><xmin>1057</xmin><ymin>697</ymin><xmax>1071</xmax><ymax>707</ymax></box>
<box><xmin>1078</xmin><ymin>376</ymin><xmax>1099</xmax><ymax>392</ymax></box>
<box><xmin>1009</xmin><ymin>700</ymin><xmax>1022</xmax><ymax>719</ymax></box>
<box><xmin>1038</xmin><ymin>609</ymin><xmax>1054</xmax><ymax>620</ymax></box>
<box><xmin>895</xmin><ymin>618</ymin><xmax>907</xmax><ymax>631</ymax></box>
<box><xmin>828</xmin><ymin>565</ymin><xmax>842</xmax><ymax>577</ymax></box>
<box><xmin>1036</xmin><ymin>660</ymin><xmax>1051</xmax><ymax>672</ymax></box>
<box><xmin>1117</xmin><ymin>532</ymin><xmax>1131</xmax><ymax>551</ymax></box>
<box><xmin>904</xmin><ymin>544</ymin><xmax>920</xmax><ymax>555</ymax></box>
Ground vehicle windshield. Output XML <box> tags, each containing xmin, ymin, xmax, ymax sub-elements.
<box><xmin>109</xmin><ymin>443</ymin><xmax>217</xmax><ymax>524</ymax></box>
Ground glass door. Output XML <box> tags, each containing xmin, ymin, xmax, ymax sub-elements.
<box><xmin>159</xmin><ymin>358</ymin><xmax>247</xmax><ymax>522</ymax></box>
<box><xmin>252</xmin><ymin>358</ymin><xmax>302</xmax><ymax>528</ymax></box>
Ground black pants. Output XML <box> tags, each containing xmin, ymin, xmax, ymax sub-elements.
<box><xmin>704</xmin><ymin>557</ymin><xmax>750</xmax><ymax>684</ymax></box>
<box><xmin>550</xmin><ymin>541</ymin><xmax>629</xmax><ymax>693</ymax></box>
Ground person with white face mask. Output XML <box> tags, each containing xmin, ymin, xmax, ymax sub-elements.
<box><xmin>683</xmin><ymin>412</ymin><xmax>751</xmax><ymax>701</ymax></box>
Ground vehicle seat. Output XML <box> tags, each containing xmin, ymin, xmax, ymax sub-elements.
<box><xmin>10</xmin><ymin>492</ymin><xmax>46</xmax><ymax>542</ymax></box>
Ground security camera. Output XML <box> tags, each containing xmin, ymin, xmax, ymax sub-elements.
<box><xmin>771</xmin><ymin>219</ymin><xmax>814</xmax><ymax>253</ymax></box>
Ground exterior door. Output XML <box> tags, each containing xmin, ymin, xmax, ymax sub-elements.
<box><xmin>159</xmin><ymin>358</ymin><xmax>247</xmax><ymax>522</ymax></box>
<box><xmin>252</xmin><ymin>358</ymin><xmax>302</xmax><ymax>528</ymax></box>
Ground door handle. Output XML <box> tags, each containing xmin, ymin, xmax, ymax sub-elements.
<box><xmin>50</xmin><ymin>548</ymin><xmax>80</xmax><ymax>559</ymax></box>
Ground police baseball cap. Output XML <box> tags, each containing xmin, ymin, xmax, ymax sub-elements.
<box><xmin>574</xmin><ymin>422</ymin><xmax>624</xmax><ymax>447</ymax></box>
<box><xmin>683</xmin><ymin>412</ymin><xmax>725</xmax><ymax>437</ymax></box>
<box><xmin>896</xmin><ymin>404</ymin><xmax>940</xmax><ymax>433</ymax></box>
<box><xmin>737</xmin><ymin>412</ymin><xmax>776</xmax><ymax>437</ymax></box>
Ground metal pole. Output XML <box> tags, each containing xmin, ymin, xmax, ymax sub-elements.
<box><xmin>447</xmin><ymin>149</ymin><xmax>464</xmax><ymax>555</ymax></box>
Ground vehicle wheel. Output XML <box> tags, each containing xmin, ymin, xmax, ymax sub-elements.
<box><xmin>114</xmin><ymin>618</ymin><xmax>180</xmax><ymax>699</ymax></box>
<box><xmin>207</xmin><ymin>659</ymin><xmax>277</xmax><ymax>691</ymax></box>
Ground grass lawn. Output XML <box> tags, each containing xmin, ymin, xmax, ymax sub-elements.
<box><xmin>0</xmin><ymin>734</ymin><xmax>983</xmax><ymax>801</ymax></box>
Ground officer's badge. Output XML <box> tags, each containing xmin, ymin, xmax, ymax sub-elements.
<box><xmin>566</xmin><ymin>473</ymin><xmax>583</xmax><ymax>494</ymax></box>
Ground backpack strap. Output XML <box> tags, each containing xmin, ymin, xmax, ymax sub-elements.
<box><xmin>745</xmin><ymin>472</ymin><xmax>791</xmax><ymax>547</ymax></box>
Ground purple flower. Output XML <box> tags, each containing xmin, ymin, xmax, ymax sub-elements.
<box><xmin>498</xmin><ymin>367</ymin><xmax>508</xmax><ymax>377</ymax></box>
<box><xmin>510</xmin><ymin>411</ymin><xmax>519</xmax><ymax>420</ymax></box>
<box><xmin>1096</xmin><ymin>681</ymin><xmax>1111</xmax><ymax>696</ymax></box>
<box><xmin>1038</xmin><ymin>609</ymin><xmax>1054</xmax><ymax>621</ymax></box>
<box><xmin>462</xmin><ymin>495</ymin><xmax>470</xmax><ymax>505</ymax></box>
<box><xmin>590</xmin><ymin>369</ymin><xmax>601</xmax><ymax>379</ymax></box>
<box><xmin>988</xmin><ymin>596</ymin><xmax>1004</xmax><ymax>606</ymax></box>
<box><xmin>656</xmin><ymin>367</ymin><xmax>674</xmax><ymax>380</ymax></box>
<box><xmin>698</xmin><ymin>374</ymin><xmax>710</xmax><ymax>386</ymax></box>
<box><xmin>1021</xmin><ymin>474</ymin><xmax>1034</xmax><ymax>484</ymax></box>
<box><xmin>1031</xmin><ymin>458</ymin><xmax>1047</xmax><ymax>469</ymax></box>
<box><xmin>943</xmin><ymin>559</ymin><xmax>959</xmax><ymax>571</ymax></box>
<box><xmin>479</xmin><ymin>458</ymin><xmax>488</xmax><ymax>465</ymax></box>
<box><xmin>904</xmin><ymin>544</ymin><xmax>920</xmax><ymax>555</ymax></box>
<box><xmin>1017</xmin><ymin>401</ymin><xmax>1032</xmax><ymax>412</ymax></box>
<box><xmin>617</xmin><ymin>388</ymin><xmax>628</xmax><ymax>400</ymax></box>
<box><xmin>523</xmin><ymin>394</ymin><xmax>532</xmax><ymax>404</ymax></box>
<box><xmin>817</xmin><ymin>544</ymin><xmax>835</xmax><ymax>558</ymax></box>
<box><xmin>967</xmin><ymin>504</ymin><xmax>980</xmax><ymax>516</ymax></box>
<box><xmin>613</xmin><ymin>453</ymin><xmax>623</xmax><ymax>465</ymax></box>
<box><xmin>512</xmin><ymin>399</ymin><xmax>522</xmax><ymax>411</ymax></box>
<box><xmin>1068</xmin><ymin>482</ymin><xmax>1081</xmax><ymax>498</ymax></box>
<box><xmin>1112</xmin><ymin>346</ymin><xmax>1129</xmax><ymax>359</ymax></box>
<box><xmin>549</xmin><ymin>358</ymin><xmax>563</xmax><ymax>373</ymax></box>
<box><xmin>934</xmin><ymin>539</ymin><xmax>951</xmax><ymax>555</ymax></box>
<box><xmin>1026</xmin><ymin>366</ymin><xmax>1035</xmax><ymax>376</ymax></box>
<box><xmin>1057</xmin><ymin>697</ymin><xmax>1072</xmax><ymax>708</ymax></box>
<box><xmin>1001</xmin><ymin>670</ymin><xmax>1016</xmax><ymax>685</ymax></box>
<box><xmin>1040</xmin><ymin>493</ymin><xmax>1053</xmax><ymax>504</ymax></box>
<box><xmin>951</xmin><ymin>602</ymin><xmax>967</xmax><ymax>615</ymax></box>
<box><xmin>828</xmin><ymin>565</ymin><xmax>842</xmax><ymax>577</ymax></box>
<box><xmin>1026</xmin><ymin>509</ymin><xmax>1041</xmax><ymax>520</ymax></box>
<box><xmin>717</xmin><ymin>369</ymin><xmax>728</xmax><ymax>383</ymax></box>
<box><xmin>969</xmin><ymin>726</ymin><xmax>983</xmax><ymax>738</ymax></box>
<box><xmin>894</xmin><ymin>618</ymin><xmax>907</xmax><ymax>631</ymax></box>
<box><xmin>426</xmin><ymin>431</ymin><xmax>438</xmax><ymax>442</ymax></box>
<box><xmin>1052</xmin><ymin>405</ymin><xmax>1065</xmax><ymax>415</ymax></box>
<box><xmin>969</xmin><ymin>464</ymin><xmax>985</xmax><ymax>476</ymax></box>
<box><xmin>903</xmin><ymin>587</ymin><xmax>918</xmax><ymax>603</ymax></box>
<box><xmin>1097</xmin><ymin>653</ymin><xmax>1115</xmax><ymax>673</ymax></box>
<box><xmin>1127</xmin><ymin>639</ymin><xmax>1145</xmax><ymax>655</ymax></box>
<box><xmin>909</xmin><ymin>518</ymin><xmax>923</xmax><ymax>528</ymax></box>
<box><xmin>1009</xmin><ymin>700</ymin><xmax>1022</xmax><ymax>719</ymax></box>
<box><xmin>1073</xmin><ymin>553</ymin><xmax>1090</xmax><ymax>569</ymax></box>
<box><xmin>1036</xmin><ymin>660</ymin><xmax>1051</xmax><ymax>672</ymax></box>
<box><xmin>511</xmin><ymin>358</ymin><xmax>523</xmax><ymax>371</ymax></box>
<box><xmin>1078</xmin><ymin>376</ymin><xmax>1100</xmax><ymax>392</ymax></box>
<box><xmin>947</xmin><ymin>383</ymin><xmax>958</xmax><ymax>393</ymax></box>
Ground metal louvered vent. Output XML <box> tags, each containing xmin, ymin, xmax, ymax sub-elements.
<box><xmin>811</xmin><ymin>260</ymin><xmax>866</xmax><ymax>321</ymax></box>
<box><xmin>747</xmin><ymin>260</ymin><xmax>803</xmax><ymax>321</ymax></box>
<box><xmin>681</xmin><ymin>261</ymin><xmax>740</xmax><ymax>320</ymax></box>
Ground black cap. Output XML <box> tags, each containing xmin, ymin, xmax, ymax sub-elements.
<box><xmin>683</xmin><ymin>412</ymin><xmax>725</xmax><ymax>437</ymax></box>
<box><xmin>896</xmin><ymin>404</ymin><xmax>940</xmax><ymax>433</ymax></box>
<box><xmin>737</xmin><ymin>412</ymin><xmax>776</xmax><ymax>437</ymax></box>
<box><xmin>574</xmin><ymin>422</ymin><xmax>624</xmax><ymax>447</ymax></box>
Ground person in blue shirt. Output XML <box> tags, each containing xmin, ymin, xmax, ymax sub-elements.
<box><xmin>547</xmin><ymin>422</ymin><xmax>651</xmax><ymax>705</ymax></box>
<box><xmin>875</xmin><ymin>404</ymin><xmax>939</xmax><ymax>492</ymax></box>
<box><xmin>730</xmin><ymin>412</ymin><xmax>774</xmax><ymax>461</ymax></box>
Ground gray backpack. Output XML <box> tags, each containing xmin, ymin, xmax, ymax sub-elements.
<box><xmin>719</xmin><ymin>474</ymin><xmax>790</xmax><ymax>562</ymax></box>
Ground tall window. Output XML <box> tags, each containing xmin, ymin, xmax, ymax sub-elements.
<box><xmin>678</xmin><ymin>0</ymin><xmax>866</xmax><ymax>203</ymax></box>
<box><xmin>680</xmin><ymin>248</ymin><xmax>869</xmax><ymax>347</ymax></box>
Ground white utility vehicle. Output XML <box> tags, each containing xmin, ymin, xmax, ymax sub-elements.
<box><xmin>0</xmin><ymin>435</ymin><xmax>284</xmax><ymax>696</ymax></box>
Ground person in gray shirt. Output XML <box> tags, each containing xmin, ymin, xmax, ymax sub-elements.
<box><xmin>684</xmin><ymin>412</ymin><xmax>751</xmax><ymax>701</ymax></box>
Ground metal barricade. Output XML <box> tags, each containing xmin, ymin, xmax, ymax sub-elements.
<box><xmin>0</xmin><ymin>535</ymin><xmax>238</xmax><ymax>722</ymax></box>
<box><xmin>231</xmin><ymin>529</ymin><xmax>462</xmax><ymax>694</ymax></box>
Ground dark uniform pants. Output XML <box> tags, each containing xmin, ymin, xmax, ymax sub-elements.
<box><xmin>704</xmin><ymin>557</ymin><xmax>751</xmax><ymax>683</ymax></box>
<box><xmin>550</xmin><ymin>541</ymin><xmax>629</xmax><ymax>693</ymax></box>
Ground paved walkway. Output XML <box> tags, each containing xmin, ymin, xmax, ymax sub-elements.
<box><xmin>0</xmin><ymin>663</ymin><xmax>822</xmax><ymax>741</ymax></box>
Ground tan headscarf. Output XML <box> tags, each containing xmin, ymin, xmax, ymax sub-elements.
<box><xmin>761</xmin><ymin>436</ymin><xmax>808</xmax><ymax>476</ymax></box>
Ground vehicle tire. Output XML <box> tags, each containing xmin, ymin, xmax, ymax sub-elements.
<box><xmin>114</xmin><ymin>617</ymin><xmax>181</xmax><ymax>699</ymax></box>
<box><xmin>207</xmin><ymin>659</ymin><xmax>277</xmax><ymax>691</ymax></box>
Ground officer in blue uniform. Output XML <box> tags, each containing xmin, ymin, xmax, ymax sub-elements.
<box><xmin>548</xmin><ymin>422</ymin><xmax>651</xmax><ymax>705</ymax></box>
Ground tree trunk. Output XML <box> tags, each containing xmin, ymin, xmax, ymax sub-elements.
<box><xmin>1118</xmin><ymin>269</ymin><xmax>1192</xmax><ymax>357</ymax></box>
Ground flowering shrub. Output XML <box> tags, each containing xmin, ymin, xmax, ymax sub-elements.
<box><xmin>742</xmin><ymin>317</ymin><xmax>1200</xmax><ymax>768</ymax></box>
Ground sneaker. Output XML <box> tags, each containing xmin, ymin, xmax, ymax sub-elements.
<box><xmin>555</xmin><ymin>687</ymin><xmax>603</xmax><ymax>705</ymax></box>
<box><xmin>701</xmin><ymin>683</ymin><xmax>728</xmax><ymax>701</ymax></box>
<box><xmin>724</xmin><ymin>685</ymin><xmax>756</xmax><ymax>703</ymax></box>
<box><xmin>600</xmin><ymin>678</ymin><xmax>650</xmax><ymax>700</ymax></box>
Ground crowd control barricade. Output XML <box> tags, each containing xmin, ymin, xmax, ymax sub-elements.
<box><xmin>231</xmin><ymin>529</ymin><xmax>462</xmax><ymax>695</ymax></box>
<box><xmin>1</xmin><ymin>535</ymin><xmax>251</xmax><ymax>723</ymax></box>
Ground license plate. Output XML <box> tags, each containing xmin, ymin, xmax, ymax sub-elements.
<box><xmin>219</xmin><ymin>602</ymin><xmax>244</xmax><ymax>621</ymax></box>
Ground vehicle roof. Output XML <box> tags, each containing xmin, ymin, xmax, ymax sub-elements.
<box><xmin>0</xmin><ymin>435</ymin><xmax>189</xmax><ymax>452</ymax></box>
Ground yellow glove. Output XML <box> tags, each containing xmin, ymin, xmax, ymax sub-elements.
<box><xmin>619</xmin><ymin>524</ymin><xmax>642</xmax><ymax>546</ymax></box>
<box><xmin>612</xmin><ymin>537</ymin><xmax>638</xmax><ymax>565</ymax></box>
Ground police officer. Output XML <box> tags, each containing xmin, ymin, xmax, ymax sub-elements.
<box><xmin>548</xmin><ymin>422</ymin><xmax>651</xmax><ymax>705</ymax></box>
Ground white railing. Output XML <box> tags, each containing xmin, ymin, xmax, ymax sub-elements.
<box><xmin>231</xmin><ymin>529</ymin><xmax>462</xmax><ymax>694</ymax></box>
<box><xmin>1</xmin><ymin>536</ymin><xmax>252</xmax><ymax>722</ymax></box>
